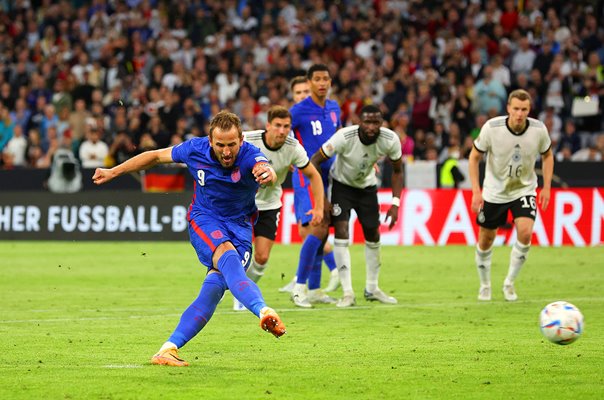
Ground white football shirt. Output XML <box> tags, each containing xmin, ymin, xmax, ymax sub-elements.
<box><xmin>474</xmin><ymin>116</ymin><xmax>551</xmax><ymax>203</ymax></box>
<box><xmin>244</xmin><ymin>130</ymin><xmax>309</xmax><ymax>210</ymax></box>
<box><xmin>321</xmin><ymin>126</ymin><xmax>402</xmax><ymax>189</ymax></box>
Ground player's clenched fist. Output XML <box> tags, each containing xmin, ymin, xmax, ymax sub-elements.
<box><xmin>92</xmin><ymin>168</ymin><xmax>115</xmax><ymax>185</ymax></box>
<box><xmin>252</xmin><ymin>163</ymin><xmax>276</xmax><ymax>186</ymax></box>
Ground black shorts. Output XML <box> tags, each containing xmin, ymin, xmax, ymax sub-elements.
<box><xmin>477</xmin><ymin>195</ymin><xmax>537</xmax><ymax>229</ymax></box>
<box><xmin>253</xmin><ymin>208</ymin><xmax>281</xmax><ymax>240</ymax></box>
<box><xmin>330</xmin><ymin>180</ymin><xmax>380</xmax><ymax>229</ymax></box>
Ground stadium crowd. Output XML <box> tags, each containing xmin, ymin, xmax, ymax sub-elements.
<box><xmin>0</xmin><ymin>0</ymin><xmax>603</xmax><ymax>172</ymax></box>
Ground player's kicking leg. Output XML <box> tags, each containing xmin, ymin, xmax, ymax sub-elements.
<box><xmin>151</xmin><ymin>271</ymin><xmax>227</xmax><ymax>366</ymax></box>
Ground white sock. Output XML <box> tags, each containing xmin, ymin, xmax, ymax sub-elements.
<box><xmin>505</xmin><ymin>241</ymin><xmax>530</xmax><ymax>284</ymax></box>
<box><xmin>159</xmin><ymin>341</ymin><xmax>177</xmax><ymax>352</ymax></box>
<box><xmin>365</xmin><ymin>241</ymin><xmax>381</xmax><ymax>292</ymax></box>
<box><xmin>475</xmin><ymin>244</ymin><xmax>493</xmax><ymax>287</ymax></box>
<box><xmin>334</xmin><ymin>238</ymin><xmax>353</xmax><ymax>296</ymax></box>
<box><xmin>259</xmin><ymin>306</ymin><xmax>273</xmax><ymax>317</ymax></box>
<box><xmin>246</xmin><ymin>259</ymin><xmax>267</xmax><ymax>283</ymax></box>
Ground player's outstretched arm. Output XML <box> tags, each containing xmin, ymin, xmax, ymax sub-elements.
<box><xmin>386</xmin><ymin>158</ymin><xmax>403</xmax><ymax>229</ymax></box>
<box><xmin>300</xmin><ymin>162</ymin><xmax>324</xmax><ymax>226</ymax></box>
<box><xmin>468</xmin><ymin>146</ymin><xmax>484</xmax><ymax>213</ymax></box>
<box><xmin>539</xmin><ymin>148</ymin><xmax>554</xmax><ymax>211</ymax></box>
<box><xmin>92</xmin><ymin>147</ymin><xmax>174</xmax><ymax>185</ymax></box>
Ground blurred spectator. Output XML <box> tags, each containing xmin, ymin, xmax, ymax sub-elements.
<box><xmin>556</xmin><ymin>144</ymin><xmax>573</xmax><ymax>162</ymax></box>
<box><xmin>491</xmin><ymin>54</ymin><xmax>511</xmax><ymax>89</ymax></box>
<box><xmin>146</xmin><ymin>115</ymin><xmax>170</xmax><ymax>149</ymax></box>
<box><xmin>461</xmin><ymin>135</ymin><xmax>474</xmax><ymax>159</ymax></box>
<box><xmin>429</xmin><ymin>81</ymin><xmax>454</xmax><ymax>131</ymax></box>
<box><xmin>26</xmin><ymin>129</ymin><xmax>44</xmax><ymax>168</ymax></box>
<box><xmin>10</xmin><ymin>98</ymin><xmax>32</xmax><ymax>133</ymax></box>
<box><xmin>533</xmin><ymin>41</ymin><xmax>555</xmax><ymax>80</ymax></box>
<box><xmin>71</xmin><ymin>52</ymin><xmax>94</xmax><ymax>85</ymax></box>
<box><xmin>255</xmin><ymin>96</ymin><xmax>271</xmax><ymax>126</ymax></box>
<box><xmin>452</xmin><ymin>84</ymin><xmax>474</xmax><ymax>135</ymax></box>
<box><xmin>26</xmin><ymin>73</ymin><xmax>51</xmax><ymax>110</ymax></box>
<box><xmin>561</xmin><ymin>47</ymin><xmax>588</xmax><ymax>94</ymax></box>
<box><xmin>472</xmin><ymin>65</ymin><xmax>507</xmax><ymax>115</ymax></box>
<box><xmin>4</xmin><ymin>124</ymin><xmax>27</xmax><ymax>167</ymax></box>
<box><xmin>585</xmin><ymin>51</ymin><xmax>604</xmax><ymax>84</ymax></box>
<box><xmin>391</xmin><ymin>111</ymin><xmax>414</xmax><ymax>161</ymax></box>
<box><xmin>543</xmin><ymin>54</ymin><xmax>566</xmax><ymax>113</ymax></box>
<box><xmin>215</xmin><ymin>59</ymin><xmax>240</xmax><ymax>105</ymax></box>
<box><xmin>79</xmin><ymin>126</ymin><xmax>109</xmax><ymax>168</ymax></box>
<box><xmin>107</xmin><ymin>129</ymin><xmax>137</xmax><ymax>167</ymax></box>
<box><xmin>596</xmin><ymin>134</ymin><xmax>604</xmax><ymax>158</ymax></box>
<box><xmin>233</xmin><ymin>5</ymin><xmax>258</xmax><ymax>34</ymax></box>
<box><xmin>539</xmin><ymin>106</ymin><xmax>563</xmax><ymax>138</ymax></box>
<box><xmin>439</xmin><ymin>145</ymin><xmax>465</xmax><ymax>188</ymax></box>
<box><xmin>40</xmin><ymin>104</ymin><xmax>59</xmax><ymax>147</ymax></box>
<box><xmin>341</xmin><ymin>86</ymin><xmax>365</xmax><ymax>126</ymax></box>
<box><xmin>413</xmin><ymin>129</ymin><xmax>427</xmax><ymax>160</ymax></box>
<box><xmin>0</xmin><ymin>82</ymin><xmax>14</xmax><ymax>110</ymax></box>
<box><xmin>69</xmin><ymin>99</ymin><xmax>92</xmax><ymax>143</ymax></box>
<box><xmin>382</xmin><ymin>79</ymin><xmax>406</xmax><ymax>121</ymax></box>
<box><xmin>556</xmin><ymin>119</ymin><xmax>582</xmax><ymax>155</ymax></box>
<box><xmin>0</xmin><ymin>104</ymin><xmax>15</xmax><ymax>152</ymax></box>
<box><xmin>571</xmin><ymin>142</ymin><xmax>602</xmax><ymax>162</ymax></box>
<box><xmin>411</xmin><ymin>83</ymin><xmax>433</xmax><ymax>132</ymax></box>
<box><xmin>469</xmin><ymin>114</ymin><xmax>488</xmax><ymax>140</ymax></box>
<box><xmin>56</xmin><ymin>107</ymin><xmax>72</xmax><ymax>141</ymax></box>
<box><xmin>511</xmin><ymin>36</ymin><xmax>536</xmax><ymax>77</ymax></box>
<box><xmin>500</xmin><ymin>0</ymin><xmax>519</xmax><ymax>35</ymax></box>
<box><xmin>425</xmin><ymin>147</ymin><xmax>439</xmax><ymax>161</ymax></box>
<box><xmin>51</xmin><ymin>79</ymin><xmax>73</xmax><ymax>116</ymax></box>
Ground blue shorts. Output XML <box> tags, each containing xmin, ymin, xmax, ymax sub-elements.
<box><xmin>188</xmin><ymin>213</ymin><xmax>253</xmax><ymax>270</ymax></box>
<box><xmin>292</xmin><ymin>166</ymin><xmax>330</xmax><ymax>225</ymax></box>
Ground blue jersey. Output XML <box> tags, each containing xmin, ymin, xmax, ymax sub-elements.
<box><xmin>172</xmin><ymin>137</ymin><xmax>269</xmax><ymax>221</ymax></box>
<box><xmin>290</xmin><ymin>96</ymin><xmax>341</xmax><ymax>188</ymax></box>
<box><xmin>290</xmin><ymin>96</ymin><xmax>341</xmax><ymax>159</ymax></box>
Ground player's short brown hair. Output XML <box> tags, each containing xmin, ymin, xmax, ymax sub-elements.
<box><xmin>508</xmin><ymin>89</ymin><xmax>532</xmax><ymax>105</ymax></box>
<box><xmin>267</xmin><ymin>105</ymin><xmax>291</xmax><ymax>123</ymax></box>
<box><xmin>289</xmin><ymin>76</ymin><xmax>307</xmax><ymax>91</ymax></box>
<box><xmin>209</xmin><ymin>110</ymin><xmax>242</xmax><ymax>138</ymax></box>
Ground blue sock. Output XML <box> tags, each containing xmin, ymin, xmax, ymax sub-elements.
<box><xmin>217</xmin><ymin>250</ymin><xmax>266</xmax><ymax>317</ymax></box>
<box><xmin>323</xmin><ymin>251</ymin><xmax>337</xmax><ymax>272</ymax></box>
<box><xmin>296</xmin><ymin>234</ymin><xmax>323</xmax><ymax>285</ymax></box>
<box><xmin>168</xmin><ymin>272</ymin><xmax>227</xmax><ymax>348</ymax></box>
<box><xmin>308</xmin><ymin>251</ymin><xmax>323</xmax><ymax>290</ymax></box>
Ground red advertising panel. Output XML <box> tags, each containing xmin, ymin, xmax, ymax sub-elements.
<box><xmin>276</xmin><ymin>188</ymin><xmax>604</xmax><ymax>246</ymax></box>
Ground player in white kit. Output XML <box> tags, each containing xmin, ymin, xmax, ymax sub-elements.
<box><xmin>469</xmin><ymin>89</ymin><xmax>554</xmax><ymax>301</ymax></box>
<box><xmin>311</xmin><ymin>104</ymin><xmax>403</xmax><ymax>307</ymax></box>
<box><xmin>233</xmin><ymin>105</ymin><xmax>324</xmax><ymax>310</ymax></box>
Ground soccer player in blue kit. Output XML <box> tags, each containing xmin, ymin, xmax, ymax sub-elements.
<box><xmin>289</xmin><ymin>64</ymin><xmax>342</xmax><ymax>307</ymax></box>
<box><xmin>92</xmin><ymin>111</ymin><xmax>286</xmax><ymax>367</ymax></box>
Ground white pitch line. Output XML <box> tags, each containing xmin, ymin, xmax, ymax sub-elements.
<box><xmin>102</xmin><ymin>364</ymin><xmax>144</xmax><ymax>369</ymax></box>
<box><xmin>1</xmin><ymin>296</ymin><xmax>602</xmax><ymax>324</ymax></box>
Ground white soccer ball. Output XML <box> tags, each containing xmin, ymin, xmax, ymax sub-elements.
<box><xmin>539</xmin><ymin>301</ymin><xmax>584</xmax><ymax>345</ymax></box>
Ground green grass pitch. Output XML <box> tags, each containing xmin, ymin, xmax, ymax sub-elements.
<box><xmin>1</xmin><ymin>242</ymin><xmax>603</xmax><ymax>399</ymax></box>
